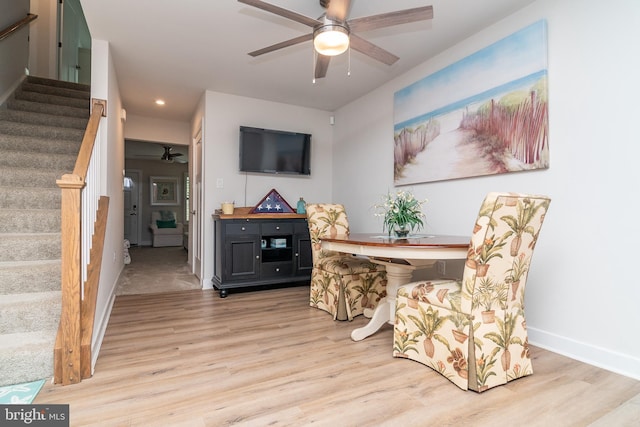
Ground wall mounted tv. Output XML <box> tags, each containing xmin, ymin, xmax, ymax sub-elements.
<box><xmin>239</xmin><ymin>126</ymin><xmax>311</xmax><ymax>176</ymax></box>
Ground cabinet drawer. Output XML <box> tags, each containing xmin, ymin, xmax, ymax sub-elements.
<box><xmin>261</xmin><ymin>262</ymin><xmax>293</xmax><ymax>278</ymax></box>
<box><xmin>261</xmin><ymin>222</ymin><xmax>293</xmax><ymax>235</ymax></box>
<box><xmin>226</xmin><ymin>223</ymin><xmax>259</xmax><ymax>235</ymax></box>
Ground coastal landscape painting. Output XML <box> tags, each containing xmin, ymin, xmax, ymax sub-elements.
<box><xmin>393</xmin><ymin>20</ymin><xmax>549</xmax><ymax>185</ymax></box>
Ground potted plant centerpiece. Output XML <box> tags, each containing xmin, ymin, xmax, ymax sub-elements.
<box><xmin>375</xmin><ymin>190</ymin><xmax>427</xmax><ymax>238</ymax></box>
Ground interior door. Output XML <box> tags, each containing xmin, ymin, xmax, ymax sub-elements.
<box><xmin>58</xmin><ymin>0</ymin><xmax>91</xmax><ymax>83</ymax></box>
<box><xmin>124</xmin><ymin>170</ymin><xmax>141</xmax><ymax>245</ymax></box>
<box><xmin>77</xmin><ymin>47</ymin><xmax>91</xmax><ymax>85</ymax></box>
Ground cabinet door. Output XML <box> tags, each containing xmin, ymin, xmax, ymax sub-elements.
<box><xmin>295</xmin><ymin>235</ymin><xmax>313</xmax><ymax>274</ymax></box>
<box><xmin>294</xmin><ymin>222</ymin><xmax>313</xmax><ymax>275</ymax></box>
<box><xmin>224</xmin><ymin>237</ymin><xmax>260</xmax><ymax>281</ymax></box>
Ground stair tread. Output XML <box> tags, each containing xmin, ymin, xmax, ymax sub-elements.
<box><xmin>0</xmin><ymin>148</ymin><xmax>75</xmax><ymax>157</ymax></box>
<box><xmin>0</xmin><ymin>259</ymin><xmax>60</xmax><ymax>268</ymax></box>
<box><xmin>0</xmin><ymin>150</ymin><xmax>76</xmax><ymax>170</ymax></box>
<box><xmin>0</xmin><ymin>208</ymin><xmax>60</xmax><ymax>213</ymax></box>
<box><xmin>0</xmin><ymin>291</ymin><xmax>60</xmax><ymax>305</ymax></box>
<box><xmin>7</xmin><ymin>99</ymin><xmax>89</xmax><ymax>118</ymax></box>
<box><xmin>0</xmin><ymin>232</ymin><xmax>60</xmax><ymax>237</ymax></box>
<box><xmin>0</xmin><ymin>109</ymin><xmax>88</xmax><ymax>130</ymax></box>
<box><xmin>0</xmin><ymin>331</ymin><xmax>56</xmax><ymax>351</ymax></box>
<box><xmin>0</xmin><ymin>133</ymin><xmax>82</xmax><ymax>149</ymax></box>
<box><xmin>0</xmin><ymin>165</ymin><xmax>71</xmax><ymax>176</ymax></box>
<box><xmin>0</xmin><ymin>187</ymin><xmax>61</xmax><ymax>210</ymax></box>
<box><xmin>27</xmin><ymin>76</ymin><xmax>91</xmax><ymax>93</ymax></box>
<box><xmin>13</xmin><ymin>90</ymin><xmax>90</xmax><ymax>110</ymax></box>
<box><xmin>0</xmin><ymin>260</ymin><xmax>60</xmax><ymax>295</ymax></box>
<box><xmin>0</xmin><ymin>168</ymin><xmax>66</xmax><ymax>187</ymax></box>
<box><xmin>0</xmin><ymin>120</ymin><xmax>85</xmax><ymax>140</ymax></box>
<box><xmin>21</xmin><ymin>82</ymin><xmax>91</xmax><ymax>100</ymax></box>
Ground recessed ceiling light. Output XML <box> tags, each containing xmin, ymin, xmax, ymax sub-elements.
<box><xmin>155</xmin><ymin>99</ymin><xmax>165</xmax><ymax>106</ymax></box>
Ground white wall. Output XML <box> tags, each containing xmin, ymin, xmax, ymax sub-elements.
<box><xmin>333</xmin><ymin>0</ymin><xmax>640</xmax><ymax>379</ymax></box>
<box><xmin>0</xmin><ymin>0</ymin><xmax>29</xmax><ymax>104</ymax></box>
<box><xmin>88</xmin><ymin>39</ymin><xmax>126</xmax><ymax>370</ymax></box>
<box><xmin>200</xmin><ymin>91</ymin><xmax>334</xmax><ymax>289</ymax></box>
<box><xmin>125</xmin><ymin>114</ymin><xmax>191</xmax><ymax>146</ymax></box>
<box><xmin>28</xmin><ymin>0</ymin><xmax>58</xmax><ymax>79</ymax></box>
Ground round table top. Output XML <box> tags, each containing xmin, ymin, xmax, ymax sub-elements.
<box><xmin>322</xmin><ymin>233</ymin><xmax>470</xmax><ymax>248</ymax></box>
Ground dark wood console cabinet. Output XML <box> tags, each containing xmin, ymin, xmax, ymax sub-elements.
<box><xmin>212</xmin><ymin>208</ymin><xmax>312</xmax><ymax>297</ymax></box>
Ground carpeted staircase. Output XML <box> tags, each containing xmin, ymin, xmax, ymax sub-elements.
<box><xmin>0</xmin><ymin>76</ymin><xmax>89</xmax><ymax>386</ymax></box>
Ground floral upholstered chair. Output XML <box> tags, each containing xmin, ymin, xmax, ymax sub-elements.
<box><xmin>393</xmin><ymin>192</ymin><xmax>551</xmax><ymax>392</ymax></box>
<box><xmin>306</xmin><ymin>204</ymin><xmax>387</xmax><ymax>321</ymax></box>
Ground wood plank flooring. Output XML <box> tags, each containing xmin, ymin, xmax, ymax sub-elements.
<box><xmin>35</xmin><ymin>286</ymin><xmax>640</xmax><ymax>426</ymax></box>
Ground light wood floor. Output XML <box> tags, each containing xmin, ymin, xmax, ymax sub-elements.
<box><xmin>36</xmin><ymin>286</ymin><xmax>640</xmax><ymax>426</ymax></box>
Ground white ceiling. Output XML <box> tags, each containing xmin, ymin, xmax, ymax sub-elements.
<box><xmin>80</xmin><ymin>0</ymin><xmax>535</xmax><ymax>123</ymax></box>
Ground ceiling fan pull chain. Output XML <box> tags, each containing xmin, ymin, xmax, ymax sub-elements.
<box><xmin>347</xmin><ymin>45</ymin><xmax>351</xmax><ymax>77</ymax></box>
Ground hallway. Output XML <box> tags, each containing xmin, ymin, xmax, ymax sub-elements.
<box><xmin>116</xmin><ymin>246</ymin><xmax>201</xmax><ymax>295</ymax></box>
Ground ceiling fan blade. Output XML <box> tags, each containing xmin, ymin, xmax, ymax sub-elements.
<box><xmin>348</xmin><ymin>6</ymin><xmax>433</xmax><ymax>33</ymax></box>
<box><xmin>238</xmin><ymin>0</ymin><xmax>320</xmax><ymax>28</ymax></box>
<box><xmin>349</xmin><ymin>34</ymin><xmax>399</xmax><ymax>66</ymax></box>
<box><xmin>315</xmin><ymin>54</ymin><xmax>331</xmax><ymax>79</ymax></box>
<box><xmin>325</xmin><ymin>0</ymin><xmax>351</xmax><ymax>21</ymax></box>
<box><xmin>248</xmin><ymin>33</ymin><xmax>313</xmax><ymax>57</ymax></box>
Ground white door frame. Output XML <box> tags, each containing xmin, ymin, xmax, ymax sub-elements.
<box><xmin>191</xmin><ymin>128</ymin><xmax>203</xmax><ymax>280</ymax></box>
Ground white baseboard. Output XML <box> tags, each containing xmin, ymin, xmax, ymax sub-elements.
<box><xmin>528</xmin><ymin>327</ymin><xmax>640</xmax><ymax>381</ymax></box>
<box><xmin>90</xmin><ymin>273</ymin><xmax>119</xmax><ymax>374</ymax></box>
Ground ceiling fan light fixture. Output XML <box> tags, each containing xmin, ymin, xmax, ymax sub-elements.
<box><xmin>313</xmin><ymin>24</ymin><xmax>349</xmax><ymax>56</ymax></box>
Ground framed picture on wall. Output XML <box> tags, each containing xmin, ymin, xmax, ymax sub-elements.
<box><xmin>150</xmin><ymin>176</ymin><xmax>180</xmax><ymax>206</ymax></box>
<box><xmin>393</xmin><ymin>20</ymin><xmax>549</xmax><ymax>185</ymax></box>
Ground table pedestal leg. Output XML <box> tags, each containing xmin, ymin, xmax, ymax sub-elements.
<box><xmin>351</xmin><ymin>262</ymin><xmax>416</xmax><ymax>341</ymax></box>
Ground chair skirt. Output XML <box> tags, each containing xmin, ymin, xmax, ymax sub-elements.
<box><xmin>309</xmin><ymin>255</ymin><xmax>386</xmax><ymax>321</ymax></box>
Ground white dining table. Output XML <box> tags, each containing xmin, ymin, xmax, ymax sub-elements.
<box><xmin>321</xmin><ymin>233</ymin><xmax>470</xmax><ymax>341</ymax></box>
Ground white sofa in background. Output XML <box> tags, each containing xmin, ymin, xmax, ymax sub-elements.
<box><xmin>149</xmin><ymin>211</ymin><xmax>184</xmax><ymax>247</ymax></box>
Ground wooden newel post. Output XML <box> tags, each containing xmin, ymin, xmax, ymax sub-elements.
<box><xmin>55</xmin><ymin>173</ymin><xmax>85</xmax><ymax>385</ymax></box>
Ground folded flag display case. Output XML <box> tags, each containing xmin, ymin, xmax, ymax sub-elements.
<box><xmin>250</xmin><ymin>188</ymin><xmax>295</xmax><ymax>214</ymax></box>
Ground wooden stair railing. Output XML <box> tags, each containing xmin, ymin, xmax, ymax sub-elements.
<box><xmin>0</xmin><ymin>13</ymin><xmax>37</xmax><ymax>42</ymax></box>
<box><xmin>54</xmin><ymin>99</ymin><xmax>107</xmax><ymax>385</ymax></box>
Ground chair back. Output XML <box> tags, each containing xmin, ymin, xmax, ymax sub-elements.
<box><xmin>461</xmin><ymin>192</ymin><xmax>551</xmax><ymax>319</ymax></box>
<box><xmin>151</xmin><ymin>210</ymin><xmax>176</xmax><ymax>224</ymax></box>
<box><xmin>461</xmin><ymin>193</ymin><xmax>551</xmax><ymax>324</ymax></box>
<box><xmin>458</xmin><ymin>192</ymin><xmax>550</xmax><ymax>390</ymax></box>
<box><xmin>306</xmin><ymin>204</ymin><xmax>350</xmax><ymax>264</ymax></box>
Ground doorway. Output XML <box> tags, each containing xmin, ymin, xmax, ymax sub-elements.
<box><xmin>123</xmin><ymin>140</ymin><xmax>200</xmax><ymax>292</ymax></box>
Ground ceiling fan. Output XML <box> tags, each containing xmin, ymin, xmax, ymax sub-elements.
<box><xmin>161</xmin><ymin>146</ymin><xmax>184</xmax><ymax>163</ymax></box>
<box><xmin>238</xmin><ymin>0</ymin><xmax>433</xmax><ymax>79</ymax></box>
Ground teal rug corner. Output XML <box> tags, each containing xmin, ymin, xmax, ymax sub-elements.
<box><xmin>0</xmin><ymin>379</ymin><xmax>46</xmax><ymax>404</ymax></box>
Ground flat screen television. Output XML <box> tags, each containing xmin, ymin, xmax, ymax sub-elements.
<box><xmin>239</xmin><ymin>126</ymin><xmax>311</xmax><ymax>175</ymax></box>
